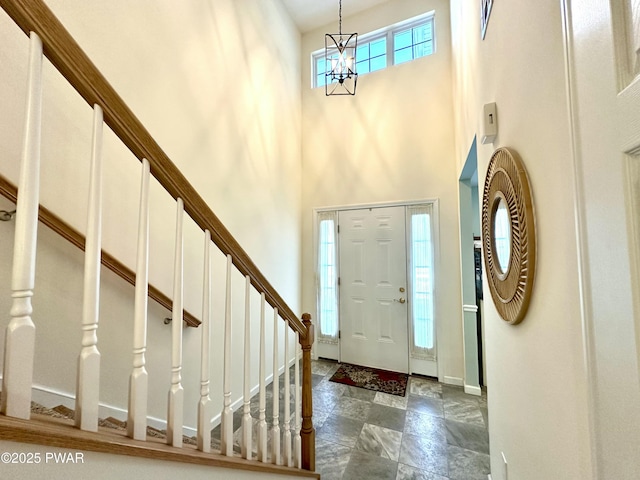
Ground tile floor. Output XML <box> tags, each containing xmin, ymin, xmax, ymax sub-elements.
<box><xmin>311</xmin><ymin>359</ymin><xmax>490</xmax><ymax>480</ymax></box>
<box><xmin>214</xmin><ymin>358</ymin><xmax>490</xmax><ymax>479</ymax></box>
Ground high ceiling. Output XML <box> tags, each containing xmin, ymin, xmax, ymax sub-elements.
<box><xmin>280</xmin><ymin>0</ymin><xmax>392</xmax><ymax>33</ymax></box>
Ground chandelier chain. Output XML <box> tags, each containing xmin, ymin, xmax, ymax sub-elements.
<box><xmin>339</xmin><ymin>0</ymin><xmax>342</xmax><ymax>34</ymax></box>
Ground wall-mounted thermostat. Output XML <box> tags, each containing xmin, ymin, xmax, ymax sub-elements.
<box><xmin>481</xmin><ymin>102</ymin><xmax>498</xmax><ymax>144</ymax></box>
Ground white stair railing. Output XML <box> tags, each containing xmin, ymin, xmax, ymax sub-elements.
<box><xmin>257</xmin><ymin>293</ymin><xmax>268</xmax><ymax>462</ymax></box>
<box><xmin>197</xmin><ymin>229</ymin><xmax>213</xmax><ymax>452</ymax></box>
<box><xmin>283</xmin><ymin>322</ymin><xmax>292</xmax><ymax>467</ymax></box>
<box><xmin>1</xmin><ymin>31</ymin><xmax>43</xmax><ymax>420</ymax></box>
<box><xmin>167</xmin><ymin>198</ymin><xmax>185</xmax><ymax>447</ymax></box>
<box><xmin>271</xmin><ymin>308</ymin><xmax>281</xmax><ymax>465</ymax></box>
<box><xmin>220</xmin><ymin>254</ymin><xmax>234</xmax><ymax>456</ymax></box>
<box><xmin>127</xmin><ymin>158</ymin><xmax>151</xmax><ymax>441</ymax></box>
<box><xmin>75</xmin><ymin>104</ymin><xmax>104</xmax><ymax>432</ymax></box>
<box><xmin>241</xmin><ymin>275</ymin><xmax>253</xmax><ymax>459</ymax></box>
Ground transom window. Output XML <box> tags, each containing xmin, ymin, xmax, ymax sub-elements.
<box><xmin>356</xmin><ymin>36</ymin><xmax>387</xmax><ymax>75</ymax></box>
<box><xmin>394</xmin><ymin>21</ymin><xmax>434</xmax><ymax>65</ymax></box>
<box><xmin>312</xmin><ymin>12</ymin><xmax>435</xmax><ymax>88</ymax></box>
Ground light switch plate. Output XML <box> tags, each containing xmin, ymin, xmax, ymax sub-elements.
<box><xmin>481</xmin><ymin>102</ymin><xmax>498</xmax><ymax>144</ymax></box>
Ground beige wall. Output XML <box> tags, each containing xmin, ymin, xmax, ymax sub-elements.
<box><xmin>0</xmin><ymin>0</ymin><xmax>302</xmax><ymax>431</ymax></box>
<box><xmin>450</xmin><ymin>1</ymin><xmax>593</xmax><ymax>479</ymax></box>
<box><xmin>300</xmin><ymin>0</ymin><xmax>464</xmax><ymax>382</ymax></box>
<box><xmin>4</xmin><ymin>1</ymin><xmax>637</xmax><ymax>478</ymax></box>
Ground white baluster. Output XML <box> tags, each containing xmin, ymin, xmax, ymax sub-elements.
<box><xmin>271</xmin><ymin>309</ymin><xmax>281</xmax><ymax>465</ymax></box>
<box><xmin>127</xmin><ymin>158</ymin><xmax>150</xmax><ymax>440</ymax></box>
<box><xmin>283</xmin><ymin>322</ymin><xmax>292</xmax><ymax>467</ymax></box>
<box><xmin>197</xmin><ymin>230</ymin><xmax>212</xmax><ymax>452</ymax></box>
<box><xmin>75</xmin><ymin>104</ymin><xmax>104</xmax><ymax>432</ymax></box>
<box><xmin>241</xmin><ymin>275</ymin><xmax>253</xmax><ymax>459</ymax></box>
<box><xmin>1</xmin><ymin>32</ymin><xmax>43</xmax><ymax>419</ymax></box>
<box><xmin>167</xmin><ymin>198</ymin><xmax>184</xmax><ymax>447</ymax></box>
<box><xmin>294</xmin><ymin>336</ymin><xmax>301</xmax><ymax>468</ymax></box>
<box><xmin>220</xmin><ymin>254</ymin><xmax>233</xmax><ymax>456</ymax></box>
<box><xmin>257</xmin><ymin>293</ymin><xmax>268</xmax><ymax>463</ymax></box>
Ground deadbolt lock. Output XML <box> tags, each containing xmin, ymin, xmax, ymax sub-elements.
<box><xmin>399</xmin><ymin>287</ymin><xmax>405</xmax><ymax>293</ymax></box>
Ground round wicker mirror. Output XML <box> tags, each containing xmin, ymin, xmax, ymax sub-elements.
<box><xmin>481</xmin><ymin>147</ymin><xmax>536</xmax><ymax>325</ymax></box>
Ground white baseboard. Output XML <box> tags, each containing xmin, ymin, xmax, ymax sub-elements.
<box><xmin>464</xmin><ymin>384</ymin><xmax>482</xmax><ymax>396</ymax></box>
<box><xmin>209</xmin><ymin>362</ymin><xmax>289</xmax><ymax>429</ymax></box>
<box><xmin>443</xmin><ymin>375</ymin><xmax>464</xmax><ymax>386</ymax></box>
<box><xmin>2</xmin><ymin>360</ymin><xmax>294</xmax><ymax>438</ymax></box>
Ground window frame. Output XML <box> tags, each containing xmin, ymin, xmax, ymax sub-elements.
<box><xmin>354</xmin><ymin>33</ymin><xmax>388</xmax><ymax>76</ymax></box>
<box><xmin>315</xmin><ymin>211</ymin><xmax>339</xmax><ymax>344</ymax></box>
<box><xmin>406</xmin><ymin>204</ymin><xmax>438</xmax><ymax>361</ymax></box>
<box><xmin>392</xmin><ymin>17</ymin><xmax>435</xmax><ymax>65</ymax></box>
<box><xmin>311</xmin><ymin>11</ymin><xmax>436</xmax><ymax>88</ymax></box>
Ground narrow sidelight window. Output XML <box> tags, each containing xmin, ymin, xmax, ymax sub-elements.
<box><xmin>408</xmin><ymin>205</ymin><xmax>436</xmax><ymax>359</ymax></box>
<box><xmin>317</xmin><ymin>212</ymin><xmax>339</xmax><ymax>342</ymax></box>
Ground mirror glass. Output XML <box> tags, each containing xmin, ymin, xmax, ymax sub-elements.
<box><xmin>494</xmin><ymin>198</ymin><xmax>511</xmax><ymax>273</ymax></box>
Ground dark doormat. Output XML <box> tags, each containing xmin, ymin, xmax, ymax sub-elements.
<box><xmin>329</xmin><ymin>362</ymin><xmax>408</xmax><ymax>397</ymax></box>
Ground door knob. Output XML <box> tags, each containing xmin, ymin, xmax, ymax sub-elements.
<box><xmin>394</xmin><ymin>297</ymin><xmax>406</xmax><ymax>304</ymax></box>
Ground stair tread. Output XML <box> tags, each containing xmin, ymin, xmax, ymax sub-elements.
<box><xmin>52</xmin><ymin>405</ymin><xmax>75</xmax><ymax>418</ymax></box>
<box><xmin>19</xmin><ymin>399</ymin><xmax>290</xmax><ymax>461</ymax></box>
<box><xmin>0</xmin><ymin>413</ymin><xmax>318</xmax><ymax>478</ymax></box>
<box><xmin>26</xmin><ymin>401</ymin><xmax>200</xmax><ymax>445</ymax></box>
<box><xmin>103</xmin><ymin>416</ymin><xmax>126</xmax><ymax>428</ymax></box>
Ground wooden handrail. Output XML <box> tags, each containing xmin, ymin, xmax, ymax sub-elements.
<box><xmin>0</xmin><ymin>174</ymin><xmax>201</xmax><ymax>328</ymax></box>
<box><xmin>0</xmin><ymin>0</ymin><xmax>307</xmax><ymax>340</ymax></box>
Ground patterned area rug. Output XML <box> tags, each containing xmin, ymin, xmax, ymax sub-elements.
<box><xmin>329</xmin><ymin>363</ymin><xmax>408</xmax><ymax>397</ymax></box>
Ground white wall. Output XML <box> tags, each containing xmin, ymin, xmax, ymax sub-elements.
<box><xmin>450</xmin><ymin>1</ymin><xmax>593</xmax><ymax>479</ymax></box>
<box><xmin>300</xmin><ymin>0</ymin><xmax>464</xmax><ymax>382</ymax></box>
<box><xmin>0</xmin><ymin>0</ymin><xmax>302</xmax><ymax>431</ymax></box>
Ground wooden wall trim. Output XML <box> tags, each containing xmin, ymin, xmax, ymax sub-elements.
<box><xmin>0</xmin><ymin>174</ymin><xmax>200</xmax><ymax>328</ymax></box>
<box><xmin>0</xmin><ymin>0</ymin><xmax>306</xmax><ymax>338</ymax></box>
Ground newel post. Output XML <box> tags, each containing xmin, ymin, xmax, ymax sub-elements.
<box><xmin>299</xmin><ymin>313</ymin><xmax>315</xmax><ymax>471</ymax></box>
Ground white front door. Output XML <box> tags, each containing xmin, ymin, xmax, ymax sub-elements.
<box><xmin>338</xmin><ymin>206</ymin><xmax>409</xmax><ymax>373</ymax></box>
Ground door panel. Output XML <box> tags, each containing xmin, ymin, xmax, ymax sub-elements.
<box><xmin>567</xmin><ymin>0</ymin><xmax>640</xmax><ymax>476</ymax></box>
<box><xmin>339</xmin><ymin>206</ymin><xmax>409</xmax><ymax>373</ymax></box>
<box><xmin>611</xmin><ymin>0</ymin><xmax>640</xmax><ymax>373</ymax></box>
<box><xmin>612</xmin><ymin>0</ymin><xmax>640</xmax><ymax>153</ymax></box>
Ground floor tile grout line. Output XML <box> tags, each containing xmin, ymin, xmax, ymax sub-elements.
<box><xmin>311</xmin><ymin>360</ymin><xmax>489</xmax><ymax>480</ymax></box>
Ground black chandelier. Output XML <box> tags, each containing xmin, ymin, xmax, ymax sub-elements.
<box><xmin>325</xmin><ymin>0</ymin><xmax>358</xmax><ymax>96</ymax></box>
